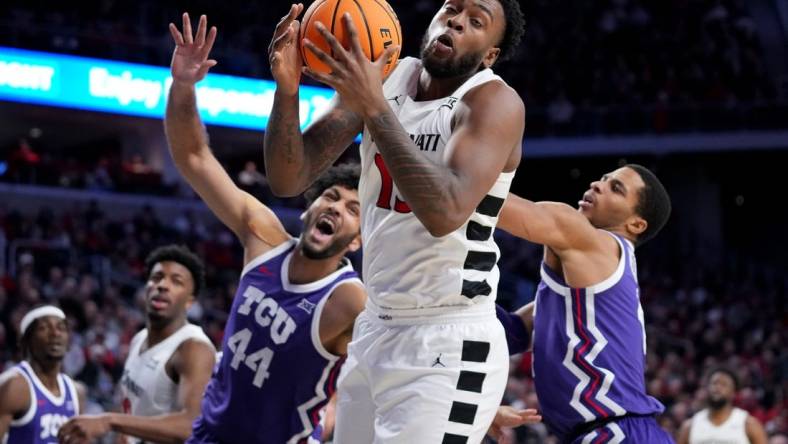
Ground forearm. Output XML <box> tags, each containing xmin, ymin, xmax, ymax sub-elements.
<box><xmin>165</xmin><ymin>81</ymin><xmax>210</xmax><ymax>168</ymax></box>
<box><xmin>364</xmin><ymin>108</ymin><xmax>461</xmax><ymax>236</ymax></box>
<box><xmin>108</xmin><ymin>412</ymin><xmax>194</xmax><ymax>444</ymax></box>
<box><xmin>496</xmin><ymin>304</ymin><xmax>533</xmax><ymax>355</ymax></box>
<box><xmin>264</xmin><ymin>90</ymin><xmax>309</xmax><ymax>196</ymax></box>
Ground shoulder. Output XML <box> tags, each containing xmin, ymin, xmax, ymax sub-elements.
<box><xmin>324</xmin><ymin>280</ymin><xmax>366</xmax><ymax>319</ymax></box>
<box><xmin>0</xmin><ymin>368</ymin><xmax>31</xmax><ymax>413</ymax></box>
<box><xmin>462</xmin><ymin>80</ymin><xmax>524</xmax><ymax>118</ymax></box>
<box><xmin>171</xmin><ymin>337</ymin><xmax>217</xmax><ymax>375</ymax></box>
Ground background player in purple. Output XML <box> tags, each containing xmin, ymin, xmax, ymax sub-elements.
<box><xmin>495</xmin><ymin>164</ymin><xmax>674</xmax><ymax>443</ymax></box>
<box><xmin>164</xmin><ymin>14</ymin><xmax>366</xmax><ymax>443</ymax></box>
<box><xmin>0</xmin><ymin>306</ymin><xmax>86</xmax><ymax>444</ymax></box>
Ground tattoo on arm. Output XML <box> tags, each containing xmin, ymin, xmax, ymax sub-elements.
<box><xmin>303</xmin><ymin>108</ymin><xmax>363</xmax><ymax>179</ymax></box>
<box><xmin>366</xmin><ymin>109</ymin><xmax>454</xmax><ymax>218</ymax></box>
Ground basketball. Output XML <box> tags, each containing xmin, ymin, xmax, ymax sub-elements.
<box><xmin>300</xmin><ymin>0</ymin><xmax>402</xmax><ymax>76</ymax></box>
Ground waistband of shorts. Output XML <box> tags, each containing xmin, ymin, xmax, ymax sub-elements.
<box><xmin>363</xmin><ymin>300</ymin><xmax>496</xmax><ymax>325</ymax></box>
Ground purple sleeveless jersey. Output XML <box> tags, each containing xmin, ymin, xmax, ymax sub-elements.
<box><xmin>532</xmin><ymin>232</ymin><xmax>666</xmax><ymax>443</ymax></box>
<box><xmin>189</xmin><ymin>240</ymin><xmax>359</xmax><ymax>444</ymax></box>
<box><xmin>6</xmin><ymin>361</ymin><xmax>79</xmax><ymax>444</ymax></box>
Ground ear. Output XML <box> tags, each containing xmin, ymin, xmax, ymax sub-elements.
<box><xmin>626</xmin><ymin>215</ymin><xmax>647</xmax><ymax>238</ymax></box>
<box><xmin>346</xmin><ymin>233</ymin><xmax>362</xmax><ymax>253</ymax></box>
<box><xmin>483</xmin><ymin>47</ymin><xmax>501</xmax><ymax>69</ymax></box>
<box><xmin>185</xmin><ymin>294</ymin><xmax>195</xmax><ymax>310</ymax></box>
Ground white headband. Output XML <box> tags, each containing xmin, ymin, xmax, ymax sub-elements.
<box><xmin>20</xmin><ymin>306</ymin><xmax>66</xmax><ymax>336</ymax></box>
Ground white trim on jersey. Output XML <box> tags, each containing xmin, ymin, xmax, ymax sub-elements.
<box><xmin>288</xmin><ymin>353</ymin><xmax>341</xmax><ymax>444</ymax></box>
<box><xmin>561</xmin><ymin>291</ymin><xmax>595</xmax><ymax>421</ymax></box>
<box><xmin>8</xmin><ymin>367</ymin><xmax>36</xmax><ymax>426</ymax></box>
<box><xmin>241</xmin><ymin>239</ymin><xmax>296</xmax><ymax>277</ymax></box>
<box><xmin>584</xmin><ymin>288</ymin><xmax>627</xmax><ymax>417</ymax></box>
<box><xmin>280</xmin><ymin>249</ymin><xmax>355</xmax><ymax>294</ymax></box>
<box><xmin>310</xmin><ymin>278</ymin><xmax>364</xmax><ymax>361</ymax></box>
<box><xmin>538</xmin><ymin>231</ymin><xmax>628</xmax><ymax>295</ymax></box>
<box><xmin>63</xmin><ymin>374</ymin><xmax>79</xmax><ymax>414</ymax></box>
<box><xmin>20</xmin><ymin>361</ymin><xmax>66</xmax><ymax>406</ymax></box>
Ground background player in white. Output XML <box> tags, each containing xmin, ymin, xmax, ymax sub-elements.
<box><xmin>0</xmin><ymin>306</ymin><xmax>85</xmax><ymax>444</ymax></box>
<box><xmin>678</xmin><ymin>367</ymin><xmax>767</xmax><ymax>444</ymax></box>
<box><xmin>58</xmin><ymin>245</ymin><xmax>216</xmax><ymax>444</ymax></box>
<box><xmin>265</xmin><ymin>1</ymin><xmax>526</xmax><ymax>442</ymax></box>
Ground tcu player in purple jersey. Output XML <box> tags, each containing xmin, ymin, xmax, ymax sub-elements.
<box><xmin>0</xmin><ymin>306</ymin><xmax>86</xmax><ymax>444</ymax></box>
<box><xmin>164</xmin><ymin>14</ymin><xmax>365</xmax><ymax>443</ymax></box>
<box><xmin>494</xmin><ymin>165</ymin><xmax>674</xmax><ymax>443</ymax></box>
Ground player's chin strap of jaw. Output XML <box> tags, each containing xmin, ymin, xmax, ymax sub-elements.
<box><xmin>495</xmin><ymin>305</ymin><xmax>530</xmax><ymax>355</ymax></box>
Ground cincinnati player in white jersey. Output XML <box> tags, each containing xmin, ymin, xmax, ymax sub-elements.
<box><xmin>265</xmin><ymin>1</ymin><xmax>526</xmax><ymax>441</ymax></box>
<box><xmin>0</xmin><ymin>306</ymin><xmax>86</xmax><ymax>444</ymax></box>
<box><xmin>678</xmin><ymin>367</ymin><xmax>767</xmax><ymax>444</ymax></box>
<box><xmin>58</xmin><ymin>245</ymin><xmax>216</xmax><ymax>444</ymax></box>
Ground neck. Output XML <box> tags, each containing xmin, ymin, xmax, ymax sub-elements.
<box><xmin>146</xmin><ymin>316</ymin><xmax>187</xmax><ymax>348</ymax></box>
<box><xmin>288</xmin><ymin>247</ymin><xmax>343</xmax><ymax>285</ymax></box>
<box><xmin>29</xmin><ymin>358</ymin><xmax>61</xmax><ymax>390</ymax></box>
<box><xmin>709</xmin><ymin>404</ymin><xmax>733</xmax><ymax>421</ymax></box>
<box><xmin>416</xmin><ymin>69</ymin><xmax>476</xmax><ymax>101</ymax></box>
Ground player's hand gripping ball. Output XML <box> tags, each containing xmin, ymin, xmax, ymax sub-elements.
<box><xmin>300</xmin><ymin>0</ymin><xmax>402</xmax><ymax>76</ymax></box>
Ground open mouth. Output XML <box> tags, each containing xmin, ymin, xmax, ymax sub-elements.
<box><xmin>149</xmin><ymin>295</ymin><xmax>170</xmax><ymax>310</ymax></box>
<box><xmin>436</xmin><ymin>34</ymin><xmax>454</xmax><ymax>49</ymax></box>
<box><xmin>315</xmin><ymin>216</ymin><xmax>336</xmax><ymax>236</ymax></box>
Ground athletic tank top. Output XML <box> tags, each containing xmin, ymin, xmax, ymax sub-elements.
<box><xmin>359</xmin><ymin>57</ymin><xmax>515</xmax><ymax>316</ymax></box>
<box><xmin>689</xmin><ymin>407</ymin><xmax>750</xmax><ymax>444</ymax></box>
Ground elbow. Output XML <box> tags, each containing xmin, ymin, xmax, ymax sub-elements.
<box><xmin>267</xmin><ymin>180</ymin><xmax>303</xmax><ymax>198</ymax></box>
<box><xmin>423</xmin><ymin>217</ymin><xmax>463</xmax><ymax>238</ymax></box>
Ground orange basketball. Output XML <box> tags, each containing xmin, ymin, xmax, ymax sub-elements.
<box><xmin>300</xmin><ymin>0</ymin><xmax>402</xmax><ymax>77</ymax></box>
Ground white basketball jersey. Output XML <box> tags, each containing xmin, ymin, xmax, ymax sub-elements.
<box><xmin>120</xmin><ymin>324</ymin><xmax>212</xmax><ymax>440</ymax></box>
<box><xmin>359</xmin><ymin>57</ymin><xmax>515</xmax><ymax>314</ymax></box>
<box><xmin>689</xmin><ymin>407</ymin><xmax>750</xmax><ymax>444</ymax></box>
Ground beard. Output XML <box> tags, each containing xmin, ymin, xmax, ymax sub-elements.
<box><xmin>301</xmin><ymin>231</ymin><xmax>356</xmax><ymax>260</ymax></box>
<box><xmin>420</xmin><ymin>33</ymin><xmax>485</xmax><ymax>79</ymax></box>
<box><xmin>708</xmin><ymin>396</ymin><xmax>730</xmax><ymax>410</ymax></box>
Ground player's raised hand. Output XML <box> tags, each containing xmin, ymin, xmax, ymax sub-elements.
<box><xmin>268</xmin><ymin>4</ymin><xmax>305</xmax><ymax>96</ymax></box>
<box><xmin>169</xmin><ymin>13</ymin><xmax>218</xmax><ymax>84</ymax></box>
<box><xmin>487</xmin><ymin>406</ymin><xmax>542</xmax><ymax>444</ymax></box>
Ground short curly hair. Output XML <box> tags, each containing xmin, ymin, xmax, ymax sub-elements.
<box><xmin>145</xmin><ymin>245</ymin><xmax>205</xmax><ymax>297</ymax></box>
<box><xmin>495</xmin><ymin>0</ymin><xmax>526</xmax><ymax>63</ymax></box>
<box><xmin>304</xmin><ymin>163</ymin><xmax>361</xmax><ymax>206</ymax></box>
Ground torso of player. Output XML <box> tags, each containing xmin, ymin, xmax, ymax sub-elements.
<box><xmin>531</xmin><ymin>231</ymin><xmax>665</xmax><ymax>440</ymax></box>
<box><xmin>689</xmin><ymin>408</ymin><xmax>750</xmax><ymax>444</ymax></box>
<box><xmin>195</xmin><ymin>239</ymin><xmax>360</xmax><ymax>444</ymax></box>
<box><xmin>120</xmin><ymin>323</ymin><xmax>212</xmax><ymax>421</ymax></box>
<box><xmin>359</xmin><ymin>57</ymin><xmax>515</xmax><ymax>314</ymax></box>
<box><xmin>6</xmin><ymin>361</ymin><xmax>79</xmax><ymax>444</ymax></box>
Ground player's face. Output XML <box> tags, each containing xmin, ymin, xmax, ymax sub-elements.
<box><xmin>421</xmin><ymin>0</ymin><xmax>506</xmax><ymax>78</ymax></box>
<box><xmin>27</xmin><ymin>316</ymin><xmax>69</xmax><ymax>362</ymax></box>
<box><xmin>707</xmin><ymin>372</ymin><xmax>736</xmax><ymax>408</ymax></box>
<box><xmin>300</xmin><ymin>185</ymin><xmax>361</xmax><ymax>260</ymax></box>
<box><xmin>578</xmin><ymin>167</ymin><xmax>646</xmax><ymax>232</ymax></box>
<box><xmin>145</xmin><ymin>261</ymin><xmax>195</xmax><ymax>323</ymax></box>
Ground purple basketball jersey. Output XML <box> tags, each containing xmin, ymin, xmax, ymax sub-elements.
<box><xmin>532</xmin><ymin>232</ymin><xmax>665</xmax><ymax>442</ymax></box>
<box><xmin>6</xmin><ymin>361</ymin><xmax>79</xmax><ymax>444</ymax></box>
<box><xmin>189</xmin><ymin>240</ymin><xmax>360</xmax><ymax>444</ymax></box>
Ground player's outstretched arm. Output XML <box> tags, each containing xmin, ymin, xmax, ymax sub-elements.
<box><xmin>165</xmin><ymin>13</ymin><xmax>289</xmax><ymax>250</ymax></box>
<box><xmin>0</xmin><ymin>370</ymin><xmax>31</xmax><ymax>437</ymax></box>
<box><xmin>59</xmin><ymin>340</ymin><xmax>216</xmax><ymax>444</ymax></box>
<box><xmin>303</xmin><ymin>14</ymin><xmax>521</xmax><ymax>237</ymax></box>
<box><xmin>498</xmin><ymin>193</ymin><xmax>598</xmax><ymax>253</ymax></box>
<box><xmin>264</xmin><ymin>5</ymin><xmax>364</xmax><ymax>197</ymax></box>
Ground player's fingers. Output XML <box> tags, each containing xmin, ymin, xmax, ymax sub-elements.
<box><xmin>315</xmin><ymin>21</ymin><xmax>349</xmax><ymax>62</ymax></box>
<box><xmin>342</xmin><ymin>13</ymin><xmax>364</xmax><ymax>58</ymax></box>
<box><xmin>201</xmin><ymin>26</ymin><xmax>218</xmax><ymax>59</ymax></box>
<box><xmin>169</xmin><ymin>23</ymin><xmax>185</xmax><ymax>46</ymax></box>
<box><xmin>273</xmin><ymin>4</ymin><xmax>299</xmax><ymax>39</ymax></box>
<box><xmin>302</xmin><ymin>66</ymin><xmax>335</xmax><ymax>87</ymax></box>
<box><xmin>375</xmin><ymin>44</ymin><xmax>400</xmax><ymax>69</ymax></box>
<box><xmin>195</xmin><ymin>14</ymin><xmax>208</xmax><ymax>47</ymax></box>
<box><xmin>182</xmin><ymin>13</ymin><xmax>193</xmax><ymax>45</ymax></box>
<box><xmin>303</xmin><ymin>38</ymin><xmax>344</xmax><ymax>74</ymax></box>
